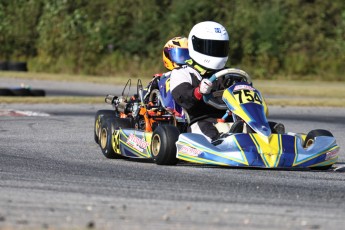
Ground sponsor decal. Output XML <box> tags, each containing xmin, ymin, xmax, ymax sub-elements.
<box><xmin>179</xmin><ymin>145</ymin><xmax>202</xmax><ymax>156</ymax></box>
<box><xmin>126</xmin><ymin>134</ymin><xmax>149</xmax><ymax>152</ymax></box>
<box><xmin>233</xmin><ymin>85</ymin><xmax>255</xmax><ymax>91</ymax></box>
<box><xmin>214</xmin><ymin>28</ymin><xmax>221</xmax><ymax>33</ymax></box>
<box><xmin>325</xmin><ymin>148</ymin><xmax>339</xmax><ymax>161</ymax></box>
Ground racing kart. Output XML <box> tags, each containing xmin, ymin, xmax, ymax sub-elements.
<box><xmin>94</xmin><ymin>69</ymin><xmax>339</xmax><ymax>169</ymax></box>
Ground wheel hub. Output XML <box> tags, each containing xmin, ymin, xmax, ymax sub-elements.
<box><xmin>100</xmin><ymin>128</ymin><xmax>108</xmax><ymax>149</ymax></box>
<box><xmin>151</xmin><ymin>134</ymin><xmax>161</xmax><ymax>157</ymax></box>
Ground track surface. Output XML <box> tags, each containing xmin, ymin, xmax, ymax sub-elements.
<box><xmin>0</xmin><ymin>104</ymin><xmax>344</xmax><ymax>230</ymax></box>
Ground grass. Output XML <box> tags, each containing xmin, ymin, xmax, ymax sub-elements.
<box><xmin>0</xmin><ymin>70</ymin><xmax>142</xmax><ymax>85</ymax></box>
<box><xmin>255</xmin><ymin>80</ymin><xmax>345</xmax><ymax>107</ymax></box>
<box><xmin>1</xmin><ymin>71</ymin><xmax>344</xmax><ymax>107</ymax></box>
<box><xmin>255</xmin><ymin>80</ymin><xmax>345</xmax><ymax>98</ymax></box>
<box><xmin>0</xmin><ymin>96</ymin><xmax>105</xmax><ymax>104</ymax></box>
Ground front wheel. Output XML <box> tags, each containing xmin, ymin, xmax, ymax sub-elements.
<box><xmin>304</xmin><ymin>129</ymin><xmax>334</xmax><ymax>170</ymax></box>
<box><xmin>304</xmin><ymin>129</ymin><xmax>333</xmax><ymax>148</ymax></box>
<box><xmin>151</xmin><ymin>125</ymin><xmax>179</xmax><ymax>165</ymax></box>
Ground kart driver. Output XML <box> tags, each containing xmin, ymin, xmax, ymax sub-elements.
<box><xmin>144</xmin><ymin>36</ymin><xmax>190</xmax><ymax>99</ymax></box>
<box><xmin>170</xmin><ymin>21</ymin><xmax>231</xmax><ymax>142</ymax></box>
<box><xmin>163</xmin><ymin>36</ymin><xmax>190</xmax><ymax>72</ymax></box>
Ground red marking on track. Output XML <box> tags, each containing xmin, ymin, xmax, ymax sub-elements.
<box><xmin>0</xmin><ymin>110</ymin><xmax>50</xmax><ymax>117</ymax></box>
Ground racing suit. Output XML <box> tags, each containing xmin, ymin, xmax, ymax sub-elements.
<box><xmin>170</xmin><ymin>65</ymin><xmax>225</xmax><ymax>142</ymax></box>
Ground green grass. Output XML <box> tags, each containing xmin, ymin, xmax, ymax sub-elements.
<box><xmin>1</xmin><ymin>71</ymin><xmax>344</xmax><ymax>107</ymax></box>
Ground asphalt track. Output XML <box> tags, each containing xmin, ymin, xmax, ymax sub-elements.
<box><xmin>0</xmin><ymin>79</ymin><xmax>344</xmax><ymax>229</ymax></box>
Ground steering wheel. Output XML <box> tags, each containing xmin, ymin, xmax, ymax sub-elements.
<box><xmin>203</xmin><ymin>68</ymin><xmax>252</xmax><ymax>110</ymax></box>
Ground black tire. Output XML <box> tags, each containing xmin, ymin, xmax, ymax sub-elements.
<box><xmin>94</xmin><ymin>110</ymin><xmax>115</xmax><ymax>144</ymax></box>
<box><xmin>151</xmin><ymin>125</ymin><xmax>179</xmax><ymax>165</ymax></box>
<box><xmin>0</xmin><ymin>88</ymin><xmax>14</xmax><ymax>96</ymax></box>
<box><xmin>11</xmin><ymin>88</ymin><xmax>32</xmax><ymax>96</ymax></box>
<box><xmin>304</xmin><ymin>129</ymin><xmax>334</xmax><ymax>170</ymax></box>
<box><xmin>304</xmin><ymin>129</ymin><xmax>333</xmax><ymax>148</ymax></box>
<box><xmin>30</xmin><ymin>89</ymin><xmax>46</xmax><ymax>97</ymax></box>
<box><xmin>0</xmin><ymin>61</ymin><xmax>8</xmax><ymax>70</ymax></box>
<box><xmin>99</xmin><ymin>117</ymin><xmax>132</xmax><ymax>159</ymax></box>
<box><xmin>268</xmin><ymin>121</ymin><xmax>285</xmax><ymax>134</ymax></box>
<box><xmin>229</xmin><ymin>120</ymin><xmax>244</xmax><ymax>133</ymax></box>
<box><xmin>7</xmin><ymin>61</ymin><xmax>28</xmax><ymax>72</ymax></box>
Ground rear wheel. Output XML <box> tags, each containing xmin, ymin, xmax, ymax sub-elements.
<box><xmin>151</xmin><ymin>125</ymin><xmax>179</xmax><ymax>165</ymax></box>
<box><xmin>304</xmin><ymin>129</ymin><xmax>334</xmax><ymax>170</ymax></box>
<box><xmin>99</xmin><ymin>117</ymin><xmax>132</xmax><ymax>159</ymax></box>
<box><xmin>94</xmin><ymin>110</ymin><xmax>115</xmax><ymax>144</ymax></box>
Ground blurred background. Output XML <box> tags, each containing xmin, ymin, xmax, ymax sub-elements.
<box><xmin>0</xmin><ymin>0</ymin><xmax>344</xmax><ymax>80</ymax></box>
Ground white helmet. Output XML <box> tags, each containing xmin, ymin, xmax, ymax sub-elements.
<box><xmin>188</xmin><ymin>21</ymin><xmax>229</xmax><ymax>70</ymax></box>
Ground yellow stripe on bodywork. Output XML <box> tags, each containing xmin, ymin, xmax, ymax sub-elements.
<box><xmin>293</xmin><ymin>145</ymin><xmax>339</xmax><ymax>166</ymax></box>
<box><xmin>223</xmin><ymin>90</ymin><xmax>250</xmax><ymax>121</ymax></box>
<box><xmin>120</xmin><ymin>129</ymin><xmax>128</xmax><ymax>138</ymax></box>
<box><xmin>119</xmin><ymin>139</ymin><xmax>149</xmax><ymax>158</ymax></box>
<box><xmin>308</xmin><ymin>157</ymin><xmax>338</xmax><ymax>168</ymax></box>
<box><xmin>119</xmin><ymin>129</ymin><xmax>151</xmax><ymax>158</ymax></box>
<box><xmin>178</xmin><ymin>153</ymin><xmax>228</xmax><ymax>166</ymax></box>
<box><xmin>249</xmin><ymin>133</ymin><xmax>283</xmax><ymax>168</ymax></box>
<box><xmin>144</xmin><ymin>132</ymin><xmax>153</xmax><ymax>154</ymax></box>
<box><xmin>165</xmin><ymin>78</ymin><xmax>170</xmax><ymax>93</ymax></box>
<box><xmin>178</xmin><ymin>140</ymin><xmax>248</xmax><ymax>165</ymax></box>
<box><xmin>232</xmin><ymin>136</ymin><xmax>249</xmax><ymax>165</ymax></box>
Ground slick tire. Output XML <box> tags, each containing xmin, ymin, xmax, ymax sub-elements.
<box><xmin>151</xmin><ymin>125</ymin><xmax>179</xmax><ymax>165</ymax></box>
<box><xmin>31</xmin><ymin>89</ymin><xmax>46</xmax><ymax>97</ymax></box>
<box><xmin>94</xmin><ymin>110</ymin><xmax>115</xmax><ymax>144</ymax></box>
<box><xmin>229</xmin><ymin>120</ymin><xmax>244</xmax><ymax>133</ymax></box>
<box><xmin>7</xmin><ymin>61</ymin><xmax>28</xmax><ymax>72</ymax></box>
<box><xmin>0</xmin><ymin>88</ymin><xmax>14</xmax><ymax>96</ymax></box>
<box><xmin>304</xmin><ymin>129</ymin><xmax>334</xmax><ymax>170</ymax></box>
<box><xmin>304</xmin><ymin>129</ymin><xmax>333</xmax><ymax>148</ymax></box>
<box><xmin>99</xmin><ymin>117</ymin><xmax>132</xmax><ymax>159</ymax></box>
<box><xmin>0</xmin><ymin>61</ymin><xmax>8</xmax><ymax>70</ymax></box>
<box><xmin>268</xmin><ymin>121</ymin><xmax>285</xmax><ymax>134</ymax></box>
<box><xmin>11</xmin><ymin>88</ymin><xmax>32</xmax><ymax>96</ymax></box>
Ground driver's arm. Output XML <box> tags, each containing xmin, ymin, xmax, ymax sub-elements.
<box><xmin>170</xmin><ymin>68</ymin><xmax>203</xmax><ymax>110</ymax></box>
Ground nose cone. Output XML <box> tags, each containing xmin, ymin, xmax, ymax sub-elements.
<box><xmin>249</xmin><ymin>121</ymin><xmax>272</xmax><ymax>139</ymax></box>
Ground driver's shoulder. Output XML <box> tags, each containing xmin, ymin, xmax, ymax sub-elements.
<box><xmin>171</xmin><ymin>65</ymin><xmax>198</xmax><ymax>79</ymax></box>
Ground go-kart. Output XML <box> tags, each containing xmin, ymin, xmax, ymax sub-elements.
<box><xmin>94</xmin><ymin>69</ymin><xmax>339</xmax><ymax>169</ymax></box>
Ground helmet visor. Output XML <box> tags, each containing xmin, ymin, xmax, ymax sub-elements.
<box><xmin>169</xmin><ymin>48</ymin><xmax>190</xmax><ymax>65</ymax></box>
<box><xmin>192</xmin><ymin>36</ymin><xmax>229</xmax><ymax>57</ymax></box>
